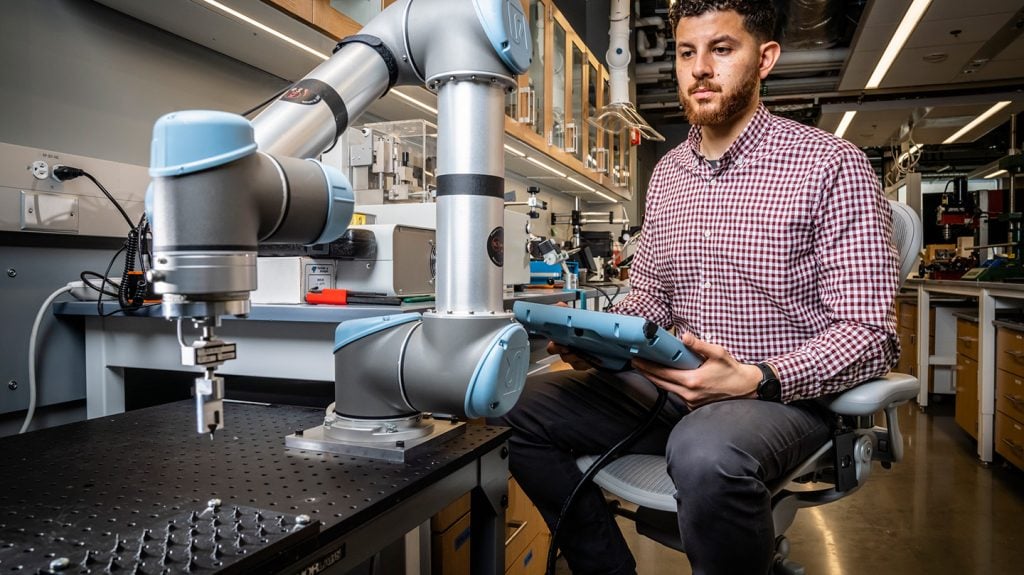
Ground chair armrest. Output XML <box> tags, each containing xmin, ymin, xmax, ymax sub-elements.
<box><xmin>825</xmin><ymin>373</ymin><xmax>919</xmax><ymax>416</ymax></box>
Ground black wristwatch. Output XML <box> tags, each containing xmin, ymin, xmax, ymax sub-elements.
<box><xmin>755</xmin><ymin>363</ymin><xmax>782</xmax><ymax>402</ymax></box>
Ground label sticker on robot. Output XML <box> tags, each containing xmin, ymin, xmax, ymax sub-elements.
<box><xmin>487</xmin><ymin>227</ymin><xmax>504</xmax><ymax>267</ymax></box>
<box><xmin>281</xmin><ymin>80</ymin><xmax>324</xmax><ymax>105</ymax></box>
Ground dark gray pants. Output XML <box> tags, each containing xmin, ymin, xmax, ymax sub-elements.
<box><xmin>494</xmin><ymin>369</ymin><xmax>832</xmax><ymax>575</ymax></box>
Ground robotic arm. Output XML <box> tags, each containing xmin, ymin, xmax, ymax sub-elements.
<box><xmin>147</xmin><ymin>0</ymin><xmax>533</xmax><ymax>440</ymax></box>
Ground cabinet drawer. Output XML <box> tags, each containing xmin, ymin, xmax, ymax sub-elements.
<box><xmin>996</xmin><ymin>369</ymin><xmax>1024</xmax><ymax>423</ymax></box>
<box><xmin>955</xmin><ymin>355</ymin><xmax>978</xmax><ymax>439</ymax></box>
<box><xmin>996</xmin><ymin>412</ymin><xmax>1024</xmax><ymax>471</ymax></box>
<box><xmin>898</xmin><ymin>301</ymin><xmax>917</xmax><ymax>331</ymax></box>
<box><xmin>956</xmin><ymin>319</ymin><xmax>979</xmax><ymax>360</ymax></box>
<box><xmin>996</xmin><ymin>327</ymin><xmax>1024</xmax><ymax>378</ymax></box>
<box><xmin>896</xmin><ymin>331</ymin><xmax>917</xmax><ymax>376</ymax></box>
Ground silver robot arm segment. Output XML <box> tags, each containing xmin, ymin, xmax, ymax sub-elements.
<box><xmin>146</xmin><ymin>0</ymin><xmax>533</xmax><ymax>438</ymax></box>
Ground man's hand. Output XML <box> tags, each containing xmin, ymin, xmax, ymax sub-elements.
<box><xmin>547</xmin><ymin>341</ymin><xmax>599</xmax><ymax>371</ymax></box>
<box><xmin>631</xmin><ymin>332</ymin><xmax>763</xmax><ymax>410</ymax></box>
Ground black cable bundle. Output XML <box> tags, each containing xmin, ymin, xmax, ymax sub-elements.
<box><xmin>117</xmin><ymin>213</ymin><xmax>150</xmax><ymax>310</ymax></box>
<box><xmin>57</xmin><ymin>166</ymin><xmax>154</xmax><ymax>316</ymax></box>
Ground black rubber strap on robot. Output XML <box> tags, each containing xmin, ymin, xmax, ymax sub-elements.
<box><xmin>334</xmin><ymin>34</ymin><xmax>400</xmax><ymax>92</ymax></box>
<box><xmin>436</xmin><ymin>174</ymin><xmax>505</xmax><ymax>198</ymax></box>
<box><xmin>279</xmin><ymin>79</ymin><xmax>348</xmax><ymax>138</ymax></box>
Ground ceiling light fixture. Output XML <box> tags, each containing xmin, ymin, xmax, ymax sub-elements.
<box><xmin>503</xmin><ymin>144</ymin><xmax>527</xmax><ymax>158</ymax></box>
<box><xmin>984</xmin><ymin>169</ymin><xmax>1008</xmax><ymax>179</ymax></box>
<box><xmin>390</xmin><ymin>90</ymin><xmax>438</xmax><ymax>115</ymax></box>
<box><xmin>200</xmin><ymin>0</ymin><xmax>329</xmax><ymax>60</ymax></box>
<box><xmin>526</xmin><ymin>156</ymin><xmax>567</xmax><ymax>178</ymax></box>
<box><xmin>865</xmin><ymin>0</ymin><xmax>932</xmax><ymax>89</ymax></box>
<box><xmin>943</xmin><ymin>101</ymin><xmax>1012</xmax><ymax>144</ymax></box>
<box><xmin>834</xmin><ymin>111</ymin><xmax>857</xmax><ymax>139</ymax></box>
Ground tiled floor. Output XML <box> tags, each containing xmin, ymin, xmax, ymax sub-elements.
<box><xmin>556</xmin><ymin>400</ymin><xmax>1024</xmax><ymax>574</ymax></box>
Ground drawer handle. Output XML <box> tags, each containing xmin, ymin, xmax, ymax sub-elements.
<box><xmin>505</xmin><ymin>520</ymin><xmax>529</xmax><ymax>546</ymax></box>
<box><xmin>1004</xmin><ymin>394</ymin><xmax>1024</xmax><ymax>411</ymax></box>
<box><xmin>1001</xmin><ymin>438</ymin><xmax>1024</xmax><ymax>458</ymax></box>
<box><xmin>1006</xmin><ymin>350</ymin><xmax>1024</xmax><ymax>362</ymax></box>
<box><xmin>909</xmin><ymin>334</ymin><xmax>916</xmax><ymax>345</ymax></box>
<box><xmin>958</xmin><ymin>336</ymin><xmax>977</xmax><ymax>343</ymax></box>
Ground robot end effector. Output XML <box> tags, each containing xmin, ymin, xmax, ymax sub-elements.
<box><xmin>145</xmin><ymin>0</ymin><xmax>534</xmax><ymax>436</ymax></box>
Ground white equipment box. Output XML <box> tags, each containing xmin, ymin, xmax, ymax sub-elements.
<box><xmin>358</xmin><ymin>203</ymin><xmax>531</xmax><ymax>287</ymax></box>
<box><xmin>335</xmin><ymin>224</ymin><xmax>436</xmax><ymax>296</ymax></box>
<box><xmin>252</xmin><ymin>257</ymin><xmax>335</xmax><ymax>304</ymax></box>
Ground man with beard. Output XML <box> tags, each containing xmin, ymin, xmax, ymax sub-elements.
<box><xmin>495</xmin><ymin>1</ymin><xmax>900</xmax><ymax>574</ymax></box>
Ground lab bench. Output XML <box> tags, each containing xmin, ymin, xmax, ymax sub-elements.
<box><xmin>909</xmin><ymin>278</ymin><xmax>1024</xmax><ymax>466</ymax></box>
<box><xmin>0</xmin><ymin>400</ymin><xmax>512</xmax><ymax>574</ymax></box>
<box><xmin>53</xmin><ymin>288</ymin><xmax>615</xmax><ymax>420</ymax></box>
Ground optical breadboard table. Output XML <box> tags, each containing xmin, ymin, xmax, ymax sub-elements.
<box><xmin>0</xmin><ymin>400</ymin><xmax>512</xmax><ymax>574</ymax></box>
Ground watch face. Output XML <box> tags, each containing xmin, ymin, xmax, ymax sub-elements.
<box><xmin>758</xmin><ymin>378</ymin><xmax>782</xmax><ymax>401</ymax></box>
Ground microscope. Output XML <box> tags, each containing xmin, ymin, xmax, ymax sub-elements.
<box><xmin>146</xmin><ymin>0</ymin><xmax>533</xmax><ymax>456</ymax></box>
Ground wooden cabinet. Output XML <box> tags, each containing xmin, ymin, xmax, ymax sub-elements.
<box><xmin>895</xmin><ymin>299</ymin><xmax>934</xmax><ymax>380</ymax></box>
<box><xmin>429</xmin><ymin>478</ymin><xmax>551</xmax><ymax>574</ymax></box>
<box><xmin>995</xmin><ymin>324</ymin><xmax>1024</xmax><ymax>470</ymax></box>
<box><xmin>954</xmin><ymin>318</ymin><xmax>979</xmax><ymax>438</ymax></box>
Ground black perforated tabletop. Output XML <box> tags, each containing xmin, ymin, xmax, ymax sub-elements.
<box><xmin>0</xmin><ymin>401</ymin><xmax>511</xmax><ymax>574</ymax></box>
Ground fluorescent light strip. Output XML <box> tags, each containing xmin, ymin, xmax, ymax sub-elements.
<box><xmin>200</xmin><ymin>0</ymin><xmax>329</xmax><ymax>60</ymax></box>
<box><xmin>984</xmin><ymin>169</ymin><xmax>1008</xmax><ymax>179</ymax></box>
<box><xmin>504</xmin><ymin>144</ymin><xmax>527</xmax><ymax>157</ymax></box>
<box><xmin>943</xmin><ymin>101</ymin><xmax>1012</xmax><ymax>144</ymax></box>
<box><xmin>897</xmin><ymin>143</ymin><xmax>923</xmax><ymax>164</ymax></box>
<box><xmin>865</xmin><ymin>0</ymin><xmax>932</xmax><ymax>89</ymax></box>
<box><xmin>526</xmin><ymin>156</ymin><xmax>567</xmax><ymax>178</ymax></box>
<box><xmin>391</xmin><ymin>90</ymin><xmax>438</xmax><ymax>115</ymax></box>
<box><xmin>566</xmin><ymin>176</ymin><xmax>595</xmax><ymax>192</ymax></box>
<box><xmin>834</xmin><ymin>111</ymin><xmax>856</xmax><ymax>139</ymax></box>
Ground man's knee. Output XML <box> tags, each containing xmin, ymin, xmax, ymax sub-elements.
<box><xmin>665</xmin><ymin>402</ymin><xmax>764</xmax><ymax>495</ymax></box>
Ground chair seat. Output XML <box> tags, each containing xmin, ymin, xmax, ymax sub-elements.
<box><xmin>576</xmin><ymin>453</ymin><xmax>676</xmax><ymax>512</ymax></box>
<box><xmin>576</xmin><ymin>372</ymin><xmax>920</xmax><ymax>514</ymax></box>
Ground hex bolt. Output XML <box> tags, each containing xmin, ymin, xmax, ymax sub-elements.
<box><xmin>295</xmin><ymin>514</ymin><xmax>311</xmax><ymax>526</ymax></box>
<box><xmin>49</xmin><ymin>557</ymin><xmax>70</xmax><ymax>571</ymax></box>
<box><xmin>7</xmin><ymin>381</ymin><xmax>17</xmax><ymax>391</ymax></box>
<box><xmin>6</xmin><ymin>268</ymin><xmax>16</xmax><ymax>278</ymax></box>
<box><xmin>207</xmin><ymin>498</ymin><xmax>222</xmax><ymax>509</ymax></box>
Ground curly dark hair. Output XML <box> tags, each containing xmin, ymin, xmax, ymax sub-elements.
<box><xmin>668</xmin><ymin>0</ymin><xmax>777</xmax><ymax>42</ymax></box>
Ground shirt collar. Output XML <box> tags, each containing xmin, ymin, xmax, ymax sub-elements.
<box><xmin>685</xmin><ymin>103</ymin><xmax>772</xmax><ymax>169</ymax></box>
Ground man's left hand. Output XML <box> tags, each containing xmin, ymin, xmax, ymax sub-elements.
<box><xmin>631</xmin><ymin>332</ymin><xmax>763</xmax><ymax>410</ymax></box>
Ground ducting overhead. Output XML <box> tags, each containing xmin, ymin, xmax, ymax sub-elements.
<box><xmin>779</xmin><ymin>0</ymin><xmax>841</xmax><ymax>50</ymax></box>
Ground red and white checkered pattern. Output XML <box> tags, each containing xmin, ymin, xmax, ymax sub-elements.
<box><xmin>613</xmin><ymin>105</ymin><xmax>900</xmax><ymax>403</ymax></box>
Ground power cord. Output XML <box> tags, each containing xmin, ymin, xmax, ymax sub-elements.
<box><xmin>52</xmin><ymin>165</ymin><xmax>134</xmax><ymax>229</ymax></box>
<box><xmin>544</xmin><ymin>383</ymin><xmax>669</xmax><ymax>575</ymax></box>
<box><xmin>21</xmin><ymin>283</ymin><xmax>77</xmax><ymax>433</ymax></box>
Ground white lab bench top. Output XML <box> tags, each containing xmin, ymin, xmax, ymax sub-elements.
<box><xmin>53</xmin><ymin>286</ymin><xmax>624</xmax><ymax>419</ymax></box>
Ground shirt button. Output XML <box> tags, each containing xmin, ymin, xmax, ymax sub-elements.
<box><xmin>703</xmin><ymin>281</ymin><xmax>712</xmax><ymax>289</ymax></box>
<box><xmin>792</xmin><ymin>394</ymin><xmax>803</xmax><ymax>401</ymax></box>
<box><xmin>703</xmin><ymin>230</ymin><xmax>711</xmax><ymax>238</ymax></box>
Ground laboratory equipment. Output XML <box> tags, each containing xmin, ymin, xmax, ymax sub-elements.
<box><xmin>146</xmin><ymin>0</ymin><xmax>533</xmax><ymax>445</ymax></box>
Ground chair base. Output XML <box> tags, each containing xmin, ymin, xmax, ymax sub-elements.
<box><xmin>611</xmin><ymin>503</ymin><xmax>805</xmax><ymax>575</ymax></box>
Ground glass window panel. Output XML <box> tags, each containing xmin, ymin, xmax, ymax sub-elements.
<box><xmin>526</xmin><ymin>0</ymin><xmax>545</xmax><ymax>136</ymax></box>
<box><xmin>571</xmin><ymin>44</ymin><xmax>584</xmax><ymax>160</ymax></box>
<box><xmin>588</xmin><ymin>62</ymin><xmax>599</xmax><ymax>171</ymax></box>
<box><xmin>551</xmin><ymin>21</ymin><xmax>566</xmax><ymax>149</ymax></box>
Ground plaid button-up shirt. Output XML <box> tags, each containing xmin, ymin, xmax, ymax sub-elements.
<box><xmin>613</xmin><ymin>104</ymin><xmax>900</xmax><ymax>403</ymax></box>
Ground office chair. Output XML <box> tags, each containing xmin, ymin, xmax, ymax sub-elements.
<box><xmin>576</xmin><ymin>200</ymin><xmax>922</xmax><ymax>575</ymax></box>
